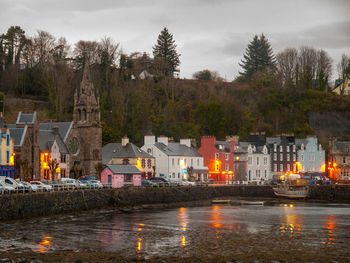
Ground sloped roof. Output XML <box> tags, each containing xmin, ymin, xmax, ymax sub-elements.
<box><xmin>9</xmin><ymin>126</ymin><xmax>27</xmax><ymax>147</ymax></box>
<box><xmin>102</xmin><ymin>143</ymin><xmax>153</xmax><ymax>164</ymax></box>
<box><xmin>295</xmin><ymin>139</ymin><xmax>307</xmax><ymax>147</ymax></box>
<box><xmin>39</xmin><ymin>130</ymin><xmax>69</xmax><ymax>154</ymax></box>
<box><xmin>155</xmin><ymin>142</ymin><xmax>202</xmax><ymax>157</ymax></box>
<box><xmin>16</xmin><ymin>112</ymin><xmax>36</xmax><ymax>124</ymax></box>
<box><xmin>215</xmin><ymin>141</ymin><xmax>231</xmax><ymax>152</ymax></box>
<box><xmin>39</xmin><ymin>122</ymin><xmax>73</xmax><ymax>142</ymax></box>
<box><xmin>266</xmin><ymin>137</ymin><xmax>281</xmax><ymax>145</ymax></box>
<box><xmin>104</xmin><ymin>164</ymin><xmax>142</xmax><ymax>175</ymax></box>
<box><xmin>234</xmin><ymin>145</ymin><xmax>247</xmax><ymax>154</ymax></box>
<box><xmin>332</xmin><ymin>141</ymin><xmax>350</xmax><ymax>152</ymax></box>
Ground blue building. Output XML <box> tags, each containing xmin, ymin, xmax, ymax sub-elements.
<box><xmin>296</xmin><ymin>137</ymin><xmax>325</xmax><ymax>174</ymax></box>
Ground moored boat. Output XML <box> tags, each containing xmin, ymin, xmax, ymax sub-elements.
<box><xmin>273</xmin><ymin>182</ymin><xmax>309</xmax><ymax>198</ymax></box>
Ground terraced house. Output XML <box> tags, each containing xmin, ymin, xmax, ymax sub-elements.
<box><xmin>142</xmin><ymin>135</ymin><xmax>208</xmax><ymax>182</ymax></box>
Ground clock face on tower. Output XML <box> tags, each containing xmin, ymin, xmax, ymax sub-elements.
<box><xmin>68</xmin><ymin>137</ymin><xmax>80</xmax><ymax>155</ymax></box>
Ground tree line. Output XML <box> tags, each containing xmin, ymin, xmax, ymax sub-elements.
<box><xmin>1</xmin><ymin>26</ymin><xmax>350</xmax><ymax>147</ymax></box>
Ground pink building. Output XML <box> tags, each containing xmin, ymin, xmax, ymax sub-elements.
<box><xmin>101</xmin><ymin>164</ymin><xmax>142</xmax><ymax>188</ymax></box>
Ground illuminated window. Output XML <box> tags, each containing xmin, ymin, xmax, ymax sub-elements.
<box><xmin>293</xmin><ymin>164</ymin><xmax>296</xmax><ymax>171</ymax></box>
<box><xmin>147</xmin><ymin>159</ymin><xmax>152</xmax><ymax>168</ymax></box>
<box><xmin>273</xmin><ymin>153</ymin><xmax>277</xmax><ymax>161</ymax></box>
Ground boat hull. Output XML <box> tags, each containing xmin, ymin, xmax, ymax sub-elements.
<box><xmin>273</xmin><ymin>185</ymin><xmax>309</xmax><ymax>199</ymax></box>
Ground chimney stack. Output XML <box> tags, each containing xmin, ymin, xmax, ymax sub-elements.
<box><xmin>122</xmin><ymin>135</ymin><xmax>129</xmax><ymax>147</ymax></box>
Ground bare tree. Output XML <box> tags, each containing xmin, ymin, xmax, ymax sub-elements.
<box><xmin>337</xmin><ymin>54</ymin><xmax>350</xmax><ymax>95</ymax></box>
<box><xmin>73</xmin><ymin>40</ymin><xmax>99</xmax><ymax>68</ymax></box>
<box><xmin>276</xmin><ymin>48</ymin><xmax>298</xmax><ymax>88</ymax></box>
<box><xmin>316</xmin><ymin>49</ymin><xmax>332</xmax><ymax>91</ymax></box>
<box><xmin>34</xmin><ymin>30</ymin><xmax>56</xmax><ymax>66</ymax></box>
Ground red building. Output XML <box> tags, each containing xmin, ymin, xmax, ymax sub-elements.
<box><xmin>198</xmin><ymin>136</ymin><xmax>236</xmax><ymax>183</ymax></box>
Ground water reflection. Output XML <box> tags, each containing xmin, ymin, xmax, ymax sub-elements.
<box><xmin>279</xmin><ymin>204</ymin><xmax>303</xmax><ymax>235</ymax></box>
<box><xmin>210</xmin><ymin>205</ymin><xmax>224</xmax><ymax>229</ymax></box>
<box><xmin>178</xmin><ymin>207</ymin><xmax>188</xmax><ymax>247</ymax></box>
<box><xmin>323</xmin><ymin>215</ymin><xmax>337</xmax><ymax>245</ymax></box>
<box><xmin>36</xmin><ymin>236</ymin><xmax>53</xmax><ymax>252</ymax></box>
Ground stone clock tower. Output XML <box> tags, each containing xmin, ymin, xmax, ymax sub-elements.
<box><xmin>69</xmin><ymin>63</ymin><xmax>102</xmax><ymax>177</ymax></box>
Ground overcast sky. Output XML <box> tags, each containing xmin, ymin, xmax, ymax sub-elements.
<box><xmin>1</xmin><ymin>0</ymin><xmax>350</xmax><ymax>80</ymax></box>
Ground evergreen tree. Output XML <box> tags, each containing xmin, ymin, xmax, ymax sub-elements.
<box><xmin>153</xmin><ymin>27</ymin><xmax>180</xmax><ymax>76</ymax></box>
<box><xmin>238</xmin><ymin>34</ymin><xmax>276</xmax><ymax>81</ymax></box>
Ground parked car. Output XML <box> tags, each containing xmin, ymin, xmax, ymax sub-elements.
<box><xmin>17</xmin><ymin>181</ymin><xmax>32</xmax><ymax>192</ymax></box>
<box><xmin>180</xmin><ymin>180</ymin><xmax>196</xmax><ymax>186</ymax></box>
<box><xmin>61</xmin><ymin>178</ymin><xmax>80</xmax><ymax>189</ymax></box>
<box><xmin>22</xmin><ymin>181</ymin><xmax>38</xmax><ymax>192</ymax></box>
<box><xmin>30</xmin><ymin>181</ymin><xmax>53</xmax><ymax>192</ymax></box>
<box><xmin>0</xmin><ymin>176</ymin><xmax>24</xmax><ymax>192</ymax></box>
<box><xmin>141</xmin><ymin>180</ymin><xmax>158</xmax><ymax>187</ymax></box>
<box><xmin>0</xmin><ymin>181</ymin><xmax>15</xmax><ymax>194</ymax></box>
<box><xmin>149</xmin><ymin>177</ymin><xmax>170</xmax><ymax>187</ymax></box>
<box><xmin>89</xmin><ymin>180</ymin><xmax>103</xmax><ymax>189</ymax></box>
<box><xmin>78</xmin><ymin>180</ymin><xmax>90</xmax><ymax>189</ymax></box>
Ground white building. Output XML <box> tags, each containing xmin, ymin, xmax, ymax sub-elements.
<box><xmin>240</xmin><ymin>142</ymin><xmax>271</xmax><ymax>183</ymax></box>
<box><xmin>296</xmin><ymin>137</ymin><xmax>325</xmax><ymax>173</ymax></box>
<box><xmin>141</xmin><ymin>135</ymin><xmax>208</xmax><ymax>182</ymax></box>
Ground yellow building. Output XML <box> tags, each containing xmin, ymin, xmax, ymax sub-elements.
<box><xmin>333</xmin><ymin>77</ymin><xmax>350</xmax><ymax>95</ymax></box>
<box><xmin>0</xmin><ymin>127</ymin><xmax>15</xmax><ymax>177</ymax></box>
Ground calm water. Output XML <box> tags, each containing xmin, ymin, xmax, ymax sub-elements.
<box><xmin>1</xmin><ymin>202</ymin><xmax>350</xmax><ymax>259</ymax></box>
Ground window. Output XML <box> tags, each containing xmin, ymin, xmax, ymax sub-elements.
<box><xmin>287</xmin><ymin>164</ymin><xmax>290</xmax><ymax>171</ymax></box>
<box><xmin>147</xmin><ymin>148</ymin><xmax>152</xmax><ymax>154</ymax></box>
<box><xmin>142</xmin><ymin>159</ymin><xmax>146</xmax><ymax>168</ymax></box>
<box><xmin>7</xmin><ymin>135</ymin><xmax>10</xmax><ymax>146</ymax></box>
<box><xmin>61</xmin><ymin>168</ymin><xmax>66</xmax><ymax>177</ymax></box>
<box><xmin>279</xmin><ymin>145</ymin><xmax>283</xmax><ymax>152</ymax></box>
<box><xmin>191</xmin><ymin>159</ymin><xmax>193</xmax><ymax>166</ymax></box>
<box><xmin>264</xmin><ymin>170</ymin><xmax>267</xmax><ymax>178</ymax></box>
<box><xmin>319</xmin><ymin>155</ymin><xmax>322</xmax><ymax>161</ymax></box>
<box><xmin>280</xmin><ymin>154</ymin><xmax>283</xmax><ymax>161</ymax></box>
<box><xmin>343</xmin><ymin>157</ymin><xmax>346</xmax><ymax>164</ymax></box>
<box><xmin>147</xmin><ymin>159</ymin><xmax>152</xmax><ymax>168</ymax></box>
<box><xmin>6</xmin><ymin>150</ymin><xmax>10</xmax><ymax>164</ymax></box>
<box><xmin>172</xmin><ymin>158</ymin><xmax>174</xmax><ymax>167</ymax></box>
<box><xmin>184</xmin><ymin>158</ymin><xmax>187</xmax><ymax>167</ymax></box>
<box><xmin>273</xmin><ymin>153</ymin><xmax>277</xmax><ymax>161</ymax></box>
<box><xmin>280</xmin><ymin>164</ymin><xmax>283</xmax><ymax>172</ymax></box>
<box><xmin>215</xmin><ymin>153</ymin><xmax>219</xmax><ymax>160</ymax></box>
<box><xmin>122</xmin><ymin>159</ymin><xmax>129</xmax><ymax>165</ymax></box>
<box><xmin>225</xmin><ymin>153</ymin><xmax>229</xmax><ymax>160</ymax></box>
<box><xmin>293</xmin><ymin>154</ymin><xmax>296</xmax><ymax>162</ymax></box>
<box><xmin>264</xmin><ymin>157</ymin><xmax>267</xmax><ymax>165</ymax></box>
<box><xmin>287</xmin><ymin>155</ymin><xmax>290</xmax><ymax>161</ymax></box>
<box><xmin>197</xmin><ymin>159</ymin><xmax>199</xmax><ymax>166</ymax></box>
<box><xmin>61</xmin><ymin>154</ymin><xmax>66</xmax><ymax>163</ymax></box>
<box><xmin>248</xmin><ymin>157</ymin><xmax>252</xmax><ymax>165</ymax></box>
<box><xmin>293</xmin><ymin>145</ymin><xmax>296</xmax><ymax>152</ymax></box>
<box><xmin>274</xmin><ymin>164</ymin><xmax>277</xmax><ymax>172</ymax></box>
<box><xmin>256</xmin><ymin>157</ymin><xmax>259</xmax><ymax>165</ymax></box>
<box><xmin>301</xmin><ymin>154</ymin><xmax>304</xmax><ymax>161</ymax></box>
<box><xmin>293</xmin><ymin>164</ymin><xmax>296</xmax><ymax>172</ymax></box>
<box><xmin>274</xmin><ymin>144</ymin><xmax>277</xmax><ymax>152</ymax></box>
<box><xmin>178</xmin><ymin>158</ymin><xmax>180</xmax><ymax>165</ymax></box>
<box><xmin>225</xmin><ymin>164</ymin><xmax>229</xmax><ymax>171</ymax></box>
<box><xmin>178</xmin><ymin>173</ymin><xmax>181</xmax><ymax>178</ymax></box>
<box><xmin>287</xmin><ymin>146</ymin><xmax>290</xmax><ymax>152</ymax></box>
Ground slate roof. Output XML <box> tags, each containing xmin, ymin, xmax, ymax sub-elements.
<box><xmin>266</xmin><ymin>137</ymin><xmax>281</xmax><ymax>145</ymax></box>
<box><xmin>39</xmin><ymin>130</ymin><xmax>69</xmax><ymax>154</ymax></box>
<box><xmin>215</xmin><ymin>141</ymin><xmax>231</xmax><ymax>152</ymax></box>
<box><xmin>155</xmin><ymin>142</ymin><xmax>202</xmax><ymax>157</ymax></box>
<box><xmin>39</xmin><ymin>122</ymin><xmax>73</xmax><ymax>142</ymax></box>
<box><xmin>102</xmin><ymin>143</ymin><xmax>153</xmax><ymax>164</ymax></box>
<box><xmin>295</xmin><ymin>139</ymin><xmax>307</xmax><ymax>147</ymax></box>
<box><xmin>332</xmin><ymin>141</ymin><xmax>350</xmax><ymax>152</ymax></box>
<box><xmin>104</xmin><ymin>164</ymin><xmax>142</xmax><ymax>174</ymax></box>
<box><xmin>9</xmin><ymin>126</ymin><xmax>27</xmax><ymax>147</ymax></box>
<box><xmin>16</xmin><ymin>112</ymin><xmax>36</xmax><ymax>124</ymax></box>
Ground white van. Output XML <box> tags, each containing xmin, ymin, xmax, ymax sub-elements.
<box><xmin>60</xmin><ymin>178</ymin><xmax>80</xmax><ymax>189</ymax></box>
<box><xmin>0</xmin><ymin>176</ymin><xmax>23</xmax><ymax>192</ymax></box>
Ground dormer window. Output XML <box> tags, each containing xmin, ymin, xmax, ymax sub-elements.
<box><xmin>301</xmin><ymin>144</ymin><xmax>304</xmax><ymax>151</ymax></box>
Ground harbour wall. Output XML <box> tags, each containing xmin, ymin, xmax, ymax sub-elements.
<box><xmin>0</xmin><ymin>185</ymin><xmax>349</xmax><ymax>220</ymax></box>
